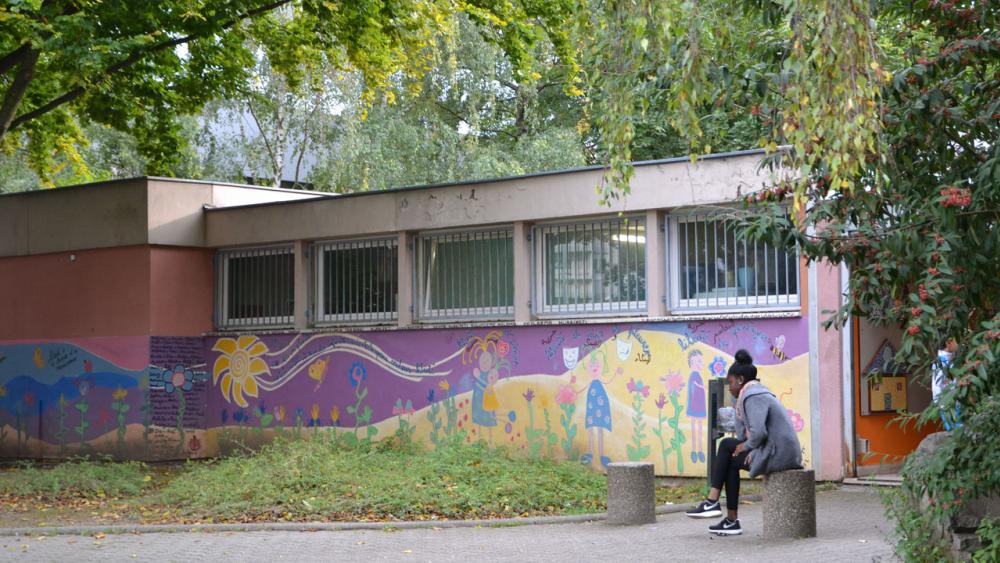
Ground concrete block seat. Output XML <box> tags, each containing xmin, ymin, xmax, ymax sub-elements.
<box><xmin>762</xmin><ymin>468</ymin><xmax>817</xmax><ymax>538</ymax></box>
<box><xmin>606</xmin><ymin>462</ymin><xmax>656</xmax><ymax>525</ymax></box>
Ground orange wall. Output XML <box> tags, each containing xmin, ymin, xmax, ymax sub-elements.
<box><xmin>0</xmin><ymin>246</ymin><xmax>151</xmax><ymax>339</ymax></box>
<box><xmin>149</xmin><ymin>246</ymin><xmax>214</xmax><ymax>335</ymax></box>
<box><xmin>853</xmin><ymin>317</ymin><xmax>940</xmax><ymax>467</ymax></box>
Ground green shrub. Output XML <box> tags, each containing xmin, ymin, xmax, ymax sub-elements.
<box><xmin>886</xmin><ymin>395</ymin><xmax>1000</xmax><ymax>562</ymax></box>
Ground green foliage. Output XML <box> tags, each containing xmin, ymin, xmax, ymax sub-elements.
<box><xmin>149</xmin><ymin>435</ymin><xmax>607</xmax><ymax>521</ymax></box>
<box><xmin>558</xmin><ymin>401</ymin><xmax>578</xmax><ymax>461</ymax></box>
<box><xmin>975</xmin><ymin>517</ymin><xmax>1000</xmax><ymax>563</ymax></box>
<box><xmin>0</xmin><ymin>459</ymin><xmax>151</xmax><ymax>499</ymax></box>
<box><xmin>0</xmin><ymin>0</ymin><xmax>576</xmax><ymax>183</ymax></box>
<box><xmin>884</xmin><ymin>396</ymin><xmax>1000</xmax><ymax>561</ymax></box>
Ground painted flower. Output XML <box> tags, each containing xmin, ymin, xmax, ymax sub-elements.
<box><xmin>212</xmin><ymin>336</ymin><xmax>269</xmax><ymax>408</ymax></box>
<box><xmin>626</xmin><ymin>378</ymin><xmax>650</xmax><ymax>398</ymax></box>
<box><xmin>164</xmin><ymin>365</ymin><xmax>194</xmax><ymax>394</ymax></box>
<box><xmin>427</xmin><ymin>389</ymin><xmax>436</xmax><ymax>403</ymax></box>
<box><xmin>220</xmin><ymin>409</ymin><xmax>229</xmax><ymax>425</ymax></box>
<box><xmin>522</xmin><ymin>388</ymin><xmax>535</xmax><ymax>403</ymax></box>
<box><xmin>439</xmin><ymin>380</ymin><xmax>451</xmax><ymax>392</ymax></box>
<box><xmin>295</xmin><ymin>407</ymin><xmax>305</xmax><ymax>421</ymax></box>
<box><xmin>23</xmin><ymin>392</ymin><xmax>34</xmax><ymax>407</ymax></box>
<box><xmin>710</xmin><ymin>356</ymin><xmax>728</xmax><ymax>378</ymax></box>
<box><xmin>274</xmin><ymin>405</ymin><xmax>286</xmax><ymax>422</ymax></box>
<box><xmin>497</xmin><ymin>340</ymin><xmax>511</xmax><ymax>358</ymax></box>
<box><xmin>788</xmin><ymin>409</ymin><xmax>805</xmax><ymax>433</ymax></box>
<box><xmin>330</xmin><ymin>406</ymin><xmax>340</xmax><ymax>425</ymax></box>
<box><xmin>660</xmin><ymin>371</ymin><xmax>685</xmax><ymax>396</ymax></box>
<box><xmin>556</xmin><ymin>384</ymin><xmax>577</xmax><ymax>405</ymax></box>
<box><xmin>97</xmin><ymin>409</ymin><xmax>113</xmax><ymax>426</ymax></box>
<box><xmin>112</xmin><ymin>387</ymin><xmax>128</xmax><ymax>401</ymax></box>
<box><xmin>348</xmin><ymin>361</ymin><xmax>367</xmax><ymax>389</ymax></box>
<box><xmin>0</xmin><ymin>385</ymin><xmax>5</xmax><ymax>398</ymax></box>
<box><xmin>392</xmin><ymin>399</ymin><xmax>405</xmax><ymax>416</ymax></box>
<box><xmin>77</xmin><ymin>380</ymin><xmax>90</xmax><ymax>397</ymax></box>
<box><xmin>655</xmin><ymin>392</ymin><xmax>667</xmax><ymax>410</ymax></box>
<box><xmin>232</xmin><ymin>410</ymin><xmax>247</xmax><ymax>424</ymax></box>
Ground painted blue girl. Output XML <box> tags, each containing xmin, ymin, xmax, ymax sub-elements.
<box><xmin>687</xmin><ymin>349</ymin><xmax>707</xmax><ymax>463</ymax></box>
<box><xmin>465</xmin><ymin>331</ymin><xmax>509</xmax><ymax>445</ymax></box>
<box><xmin>582</xmin><ymin>347</ymin><xmax>622</xmax><ymax>468</ymax></box>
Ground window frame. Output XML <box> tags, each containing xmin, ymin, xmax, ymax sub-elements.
<box><xmin>215</xmin><ymin>244</ymin><xmax>295</xmax><ymax>330</ymax></box>
<box><xmin>533</xmin><ymin>215</ymin><xmax>649</xmax><ymax>319</ymax></box>
<box><xmin>414</xmin><ymin>226</ymin><xmax>516</xmax><ymax>323</ymax></box>
<box><xmin>312</xmin><ymin>236</ymin><xmax>399</xmax><ymax>326</ymax></box>
<box><xmin>666</xmin><ymin>208</ymin><xmax>801</xmax><ymax>314</ymax></box>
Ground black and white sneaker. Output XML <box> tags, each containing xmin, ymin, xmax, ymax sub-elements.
<box><xmin>685</xmin><ymin>499</ymin><xmax>722</xmax><ymax>518</ymax></box>
<box><xmin>708</xmin><ymin>517</ymin><xmax>743</xmax><ymax>536</ymax></box>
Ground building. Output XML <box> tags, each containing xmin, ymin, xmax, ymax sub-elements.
<box><xmin>0</xmin><ymin>149</ymin><xmax>936</xmax><ymax>479</ymax></box>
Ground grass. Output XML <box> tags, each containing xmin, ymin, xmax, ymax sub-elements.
<box><xmin>147</xmin><ymin>435</ymin><xmax>608</xmax><ymax>522</ymax></box>
<box><xmin>0</xmin><ymin>459</ymin><xmax>152</xmax><ymax>499</ymax></box>
<box><xmin>0</xmin><ymin>438</ymin><xmax>786</xmax><ymax>525</ymax></box>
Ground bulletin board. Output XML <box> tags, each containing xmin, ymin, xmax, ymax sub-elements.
<box><xmin>861</xmin><ymin>340</ymin><xmax>909</xmax><ymax>415</ymax></box>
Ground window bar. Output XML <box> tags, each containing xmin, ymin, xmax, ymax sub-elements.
<box><xmin>619</xmin><ymin>219</ymin><xmax>626</xmax><ymax>312</ymax></box>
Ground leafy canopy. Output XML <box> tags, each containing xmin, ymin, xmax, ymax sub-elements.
<box><xmin>0</xmin><ymin>0</ymin><xmax>578</xmax><ymax>184</ymax></box>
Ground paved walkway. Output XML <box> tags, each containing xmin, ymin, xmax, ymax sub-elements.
<box><xmin>2</xmin><ymin>488</ymin><xmax>896</xmax><ymax>562</ymax></box>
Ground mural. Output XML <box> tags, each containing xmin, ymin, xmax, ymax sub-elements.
<box><xmin>201</xmin><ymin>319</ymin><xmax>812</xmax><ymax>477</ymax></box>
<box><xmin>0</xmin><ymin>336</ymin><xmax>210</xmax><ymax>460</ymax></box>
<box><xmin>0</xmin><ymin>320</ymin><xmax>811</xmax><ymax>475</ymax></box>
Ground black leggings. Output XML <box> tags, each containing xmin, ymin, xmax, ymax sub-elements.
<box><xmin>712</xmin><ymin>437</ymin><xmax>751</xmax><ymax>510</ymax></box>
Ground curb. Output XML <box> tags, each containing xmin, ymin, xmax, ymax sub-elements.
<box><xmin>0</xmin><ymin>498</ymin><xmax>768</xmax><ymax>538</ymax></box>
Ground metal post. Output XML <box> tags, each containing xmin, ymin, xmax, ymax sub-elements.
<box><xmin>706</xmin><ymin>378</ymin><xmax>728</xmax><ymax>487</ymax></box>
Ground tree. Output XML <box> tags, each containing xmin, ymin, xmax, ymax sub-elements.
<box><xmin>586</xmin><ymin>1</ymin><xmax>997</xmax><ymax>558</ymax></box>
<box><xmin>0</xmin><ymin>0</ymin><xmax>577</xmax><ymax>183</ymax></box>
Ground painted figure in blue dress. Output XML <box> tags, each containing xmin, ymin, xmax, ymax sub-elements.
<box><xmin>466</xmin><ymin>331</ymin><xmax>509</xmax><ymax>445</ymax></box>
<box><xmin>582</xmin><ymin>347</ymin><xmax>622</xmax><ymax>468</ymax></box>
<box><xmin>687</xmin><ymin>349</ymin><xmax>707</xmax><ymax>463</ymax></box>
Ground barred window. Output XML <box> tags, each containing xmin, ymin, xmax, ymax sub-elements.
<box><xmin>416</xmin><ymin>229</ymin><xmax>514</xmax><ymax>321</ymax></box>
<box><xmin>536</xmin><ymin>216</ymin><xmax>647</xmax><ymax>316</ymax></box>
<box><xmin>216</xmin><ymin>246</ymin><xmax>294</xmax><ymax>328</ymax></box>
<box><xmin>314</xmin><ymin>238</ymin><xmax>398</xmax><ymax>324</ymax></box>
<box><xmin>669</xmin><ymin>212</ymin><xmax>799</xmax><ymax>311</ymax></box>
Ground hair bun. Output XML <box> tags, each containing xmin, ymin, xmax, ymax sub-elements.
<box><xmin>734</xmin><ymin>349</ymin><xmax>753</xmax><ymax>365</ymax></box>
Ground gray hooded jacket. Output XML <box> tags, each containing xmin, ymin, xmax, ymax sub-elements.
<box><xmin>734</xmin><ymin>382</ymin><xmax>803</xmax><ymax>478</ymax></box>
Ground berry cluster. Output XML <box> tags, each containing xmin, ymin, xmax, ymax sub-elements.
<box><xmin>940</xmin><ymin>186</ymin><xmax>972</xmax><ymax>207</ymax></box>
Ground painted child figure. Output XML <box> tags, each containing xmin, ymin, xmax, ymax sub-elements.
<box><xmin>581</xmin><ymin>348</ymin><xmax>621</xmax><ymax>468</ymax></box>
<box><xmin>687</xmin><ymin>349</ymin><xmax>707</xmax><ymax>463</ymax></box>
<box><xmin>467</xmin><ymin>332</ymin><xmax>508</xmax><ymax>444</ymax></box>
<box><xmin>472</xmin><ymin>351</ymin><xmax>501</xmax><ymax>443</ymax></box>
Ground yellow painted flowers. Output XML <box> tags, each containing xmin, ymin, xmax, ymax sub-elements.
<box><xmin>212</xmin><ymin>336</ymin><xmax>269</xmax><ymax>408</ymax></box>
<box><xmin>112</xmin><ymin>387</ymin><xmax>128</xmax><ymax>401</ymax></box>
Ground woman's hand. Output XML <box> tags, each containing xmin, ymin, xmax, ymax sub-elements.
<box><xmin>733</xmin><ymin>441</ymin><xmax>748</xmax><ymax>458</ymax></box>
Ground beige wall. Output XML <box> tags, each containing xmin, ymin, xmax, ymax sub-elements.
<box><xmin>0</xmin><ymin>178</ymin><xmax>325</xmax><ymax>258</ymax></box>
<box><xmin>205</xmin><ymin>152</ymin><xmax>773</xmax><ymax>248</ymax></box>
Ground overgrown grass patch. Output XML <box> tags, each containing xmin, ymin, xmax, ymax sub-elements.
<box><xmin>0</xmin><ymin>459</ymin><xmax>151</xmax><ymax>499</ymax></box>
<box><xmin>146</xmin><ymin>435</ymin><xmax>608</xmax><ymax>522</ymax></box>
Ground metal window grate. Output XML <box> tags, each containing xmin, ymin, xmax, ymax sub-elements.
<box><xmin>216</xmin><ymin>246</ymin><xmax>295</xmax><ymax>329</ymax></box>
<box><xmin>536</xmin><ymin>216</ymin><xmax>647</xmax><ymax>316</ymax></box>
<box><xmin>314</xmin><ymin>238</ymin><xmax>398</xmax><ymax>324</ymax></box>
<box><xmin>669</xmin><ymin>212</ymin><xmax>800</xmax><ymax>311</ymax></box>
<box><xmin>416</xmin><ymin>228</ymin><xmax>514</xmax><ymax>321</ymax></box>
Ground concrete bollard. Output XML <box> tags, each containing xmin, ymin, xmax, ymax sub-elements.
<box><xmin>606</xmin><ymin>462</ymin><xmax>656</xmax><ymax>525</ymax></box>
<box><xmin>763</xmin><ymin>469</ymin><xmax>817</xmax><ymax>538</ymax></box>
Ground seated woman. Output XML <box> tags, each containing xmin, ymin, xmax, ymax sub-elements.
<box><xmin>684</xmin><ymin>349</ymin><xmax>802</xmax><ymax>535</ymax></box>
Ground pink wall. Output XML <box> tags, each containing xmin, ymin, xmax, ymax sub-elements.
<box><xmin>0</xmin><ymin>246</ymin><xmax>151</xmax><ymax>340</ymax></box>
<box><xmin>815</xmin><ymin>262</ymin><xmax>846</xmax><ymax>480</ymax></box>
<box><xmin>149</xmin><ymin>246</ymin><xmax>214</xmax><ymax>336</ymax></box>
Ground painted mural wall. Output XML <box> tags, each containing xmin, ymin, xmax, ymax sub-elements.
<box><xmin>204</xmin><ymin>320</ymin><xmax>812</xmax><ymax>477</ymax></box>
<box><xmin>0</xmin><ymin>320</ymin><xmax>812</xmax><ymax>476</ymax></box>
<box><xmin>0</xmin><ymin>336</ymin><xmax>211</xmax><ymax>460</ymax></box>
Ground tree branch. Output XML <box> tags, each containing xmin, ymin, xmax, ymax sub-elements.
<box><xmin>5</xmin><ymin>0</ymin><xmax>293</xmax><ymax>135</ymax></box>
<box><xmin>0</xmin><ymin>44</ymin><xmax>31</xmax><ymax>77</ymax></box>
<box><xmin>0</xmin><ymin>47</ymin><xmax>40</xmax><ymax>138</ymax></box>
